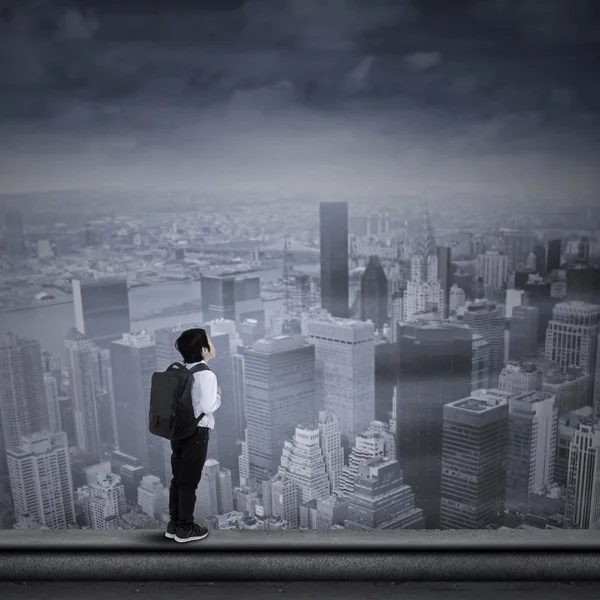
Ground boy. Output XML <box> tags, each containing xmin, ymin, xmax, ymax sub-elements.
<box><xmin>165</xmin><ymin>328</ymin><xmax>221</xmax><ymax>543</ymax></box>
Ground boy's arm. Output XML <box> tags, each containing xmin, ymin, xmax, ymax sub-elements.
<box><xmin>192</xmin><ymin>370</ymin><xmax>222</xmax><ymax>416</ymax></box>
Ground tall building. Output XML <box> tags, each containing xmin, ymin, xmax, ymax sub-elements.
<box><xmin>524</xmin><ymin>279</ymin><xmax>556</xmax><ymax>345</ymax></box>
<box><xmin>201</xmin><ymin>273</ymin><xmax>264</xmax><ymax>325</ymax></box>
<box><xmin>555</xmin><ymin>406</ymin><xmax>595</xmax><ymax>486</ymax></box>
<box><xmin>547</xmin><ymin>239</ymin><xmax>562</xmax><ymax>273</ymax></box>
<box><xmin>565</xmin><ymin>418</ymin><xmax>600</xmax><ymax>530</ymax></box>
<box><xmin>396</xmin><ymin>321</ymin><xmax>473</xmax><ymax>528</ymax></box>
<box><xmin>317</xmin><ymin>411</ymin><xmax>344</xmax><ymax>493</ymax></box>
<box><xmin>231</xmin><ymin>353</ymin><xmax>247</xmax><ymax>444</ymax></box>
<box><xmin>279</xmin><ymin>425</ymin><xmax>331</xmax><ymax>504</ymax></box>
<box><xmin>7</xmin><ymin>431</ymin><xmax>75</xmax><ymax>530</ymax></box>
<box><xmin>64</xmin><ymin>329</ymin><xmax>101</xmax><ymax>460</ymax></box>
<box><xmin>440</xmin><ymin>390</ymin><xmax>510</xmax><ymax>529</ymax></box>
<box><xmin>404</xmin><ymin>208</ymin><xmax>445</xmax><ymax>322</ymax></box>
<box><xmin>306</xmin><ymin>314</ymin><xmax>375</xmax><ymax>442</ymax></box>
<box><xmin>195</xmin><ymin>459</ymin><xmax>233</xmax><ymax>521</ymax></box>
<box><xmin>566</xmin><ymin>265</ymin><xmax>600</xmax><ymax>306</ymax></box>
<box><xmin>5</xmin><ymin>210</ymin><xmax>27</xmax><ymax>257</ymax></box>
<box><xmin>543</xmin><ymin>367</ymin><xmax>592</xmax><ymax>415</ymax></box>
<box><xmin>242</xmin><ymin>335</ymin><xmax>317</xmax><ymax>481</ymax></box>
<box><xmin>72</xmin><ymin>277</ymin><xmax>131</xmax><ymax>348</ymax></box>
<box><xmin>463</xmin><ymin>300</ymin><xmax>505</xmax><ymax>387</ymax></box>
<box><xmin>374</xmin><ymin>338</ymin><xmax>396</xmax><ymax>424</ymax></box>
<box><xmin>319</xmin><ymin>201</ymin><xmax>349</xmax><ymax>318</ymax></box>
<box><xmin>344</xmin><ymin>458</ymin><xmax>425</xmax><ymax>531</ymax></box>
<box><xmin>533</xmin><ymin>243</ymin><xmax>547</xmax><ymax>276</ymax></box>
<box><xmin>499</xmin><ymin>361</ymin><xmax>543</xmax><ymax>395</ymax></box>
<box><xmin>0</xmin><ymin>334</ymin><xmax>50</xmax><ymax>455</ymax></box>
<box><xmin>505</xmin><ymin>288</ymin><xmax>525</xmax><ymax>318</ymax></box>
<box><xmin>43</xmin><ymin>373</ymin><xmax>61</xmax><ymax>433</ymax></box>
<box><xmin>110</xmin><ymin>331</ymin><xmax>156</xmax><ymax>472</ymax></box>
<box><xmin>76</xmin><ymin>472</ymin><xmax>126</xmax><ymax>529</ymax></box>
<box><xmin>437</xmin><ymin>246</ymin><xmax>452</xmax><ymax>319</ymax></box>
<box><xmin>471</xmin><ymin>333</ymin><xmax>491</xmax><ymax>392</ymax></box>
<box><xmin>477</xmin><ymin>251</ymin><xmax>508</xmax><ymax>291</ymax></box>
<box><xmin>338</xmin><ymin>423</ymin><xmax>395</xmax><ymax>498</ymax></box>
<box><xmin>506</xmin><ymin>391</ymin><xmax>558</xmax><ymax>516</ymax></box>
<box><xmin>501</xmin><ymin>230</ymin><xmax>537</xmax><ymax>271</ymax></box>
<box><xmin>545</xmin><ymin>302</ymin><xmax>600</xmax><ymax>379</ymax></box>
<box><xmin>360</xmin><ymin>255</ymin><xmax>388</xmax><ymax>330</ymax></box>
<box><xmin>270</xmin><ymin>472</ymin><xmax>298</xmax><ymax>527</ymax></box>
<box><xmin>137</xmin><ymin>474</ymin><xmax>167</xmax><ymax>517</ymax></box>
<box><xmin>509</xmin><ymin>305</ymin><xmax>539</xmax><ymax>361</ymax></box>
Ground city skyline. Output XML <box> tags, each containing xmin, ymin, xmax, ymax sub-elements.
<box><xmin>0</xmin><ymin>0</ymin><xmax>599</xmax><ymax>535</ymax></box>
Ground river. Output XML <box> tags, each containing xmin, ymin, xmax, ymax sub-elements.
<box><xmin>0</xmin><ymin>264</ymin><xmax>318</xmax><ymax>358</ymax></box>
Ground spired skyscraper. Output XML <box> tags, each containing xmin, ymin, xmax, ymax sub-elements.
<box><xmin>73</xmin><ymin>277</ymin><xmax>131</xmax><ymax>348</ymax></box>
<box><xmin>319</xmin><ymin>202</ymin><xmax>349</xmax><ymax>319</ymax></box>
<box><xmin>404</xmin><ymin>207</ymin><xmax>445</xmax><ymax>322</ymax></box>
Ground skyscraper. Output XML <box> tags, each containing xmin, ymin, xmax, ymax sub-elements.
<box><xmin>360</xmin><ymin>255</ymin><xmax>388</xmax><ymax>330</ymax></box>
<box><xmin>242</xmin><ymin>335</ymin><xmax>317</xmax><ymax>481</ymax></box>
<box><xmin>319</xmin><ymin>201</ymin><xmax>349</xmax><ymax>318</ymax></box>
<box><xmin>437</xmin><ymin>246</ymin><xmax>452</xmax><ymax>319</ymax></box>
<box><xmin>524</xmin><ymin>279</ymin><xmax>556</xmax><ymax>344</ymax></box>
<box><xmin>506</xmin><ymin>391</ymin><xmax>558</xmax><ymax>516</ymax></box>
<box><xmin>110</xmin><ymin>331</ymin><xmax>156</xmax><ymax>472</ymax></box>
<box><xmin>278</xmin><ymin>424</ymin><xmax>331</xmax><ymax>504</ymax></box>
<box><xmin>545</xmin><ymin>301</ymin><xmax>600</xmax><ymax>379</ymax></box>
<box><xmin>64</xmin><ymin>329</ymin><xmax>101</xmax><ymax>460</ymax></box>
<box><xmin>306</xmin><ymin>314</ymin><xmax>375</xmax><ymax>442</ymax></box>
<box><xmin>76</xmin><ymin>472</ymin><xmax>126</xmax><ymax>530</ymax></box>
<box><xmin>72</xmin><ymin>277</ymin><xmax>131</xmax><ymax>348</ymax></box>
<box><xmin>547</xmin><ymin>239</ymin><xmax>562</xmax><ymax>273</ymax></box>
<box><xmin>404</xmin><ymin>208</ymin><xmax>444</xmax><ymax>322</ymax></box>
<box><xmin>509</xmin><ymin>305</ymin><xmax>539</xmax><ymax>361</ymax></box>
<box><xmin>501</xmin><ymin>230</ymin><xmax>537</xmax><ymax>272</ymax></box>
<box><xmin>499</xmin><ymin>361</ymin><xmax>543</xmax><ymax>396</ymax></box>
<box><xmin>0</xmin><ymin>333</ymin><xmax>50</xmax><ymax>455</ymax></box>
<box><xmin>201</xmin><ymin>273</ymin><xmax>264</xmax><ymax>325</ymax></box>
<box><xmin>270</xmin><ymin>472</ymin><xmax>298</xmax><ymax>527</ymax></box>
<box><xmin>471</xmin><ymin>333</ymin><xmax>491</xmax><ymax>392</ymax></box>
<box><xmin>8</xmin><ymin>431</ymin><xmax>75</xmax><ymax>530</ymax></box>
<box><xmin>565</xmin><ymin>418</ymin><xmax>600</xmax><ymax>530</ymax></box>
<box><xmin>5</xmin><ymin>210</ymin><xmax>27</xmax><ymax>257</ymax></box>
<box><xmin>477</xmin><ymin>251</ymin><xmax>508</xmax><ymax>291</ymax></box>
<box><xmin>396</xmin><ymin>321</ymin><xmax>473</xmax><ymax>528</ymax></box>
<box><xmin>338</xmin><ymin>423</ymin><xmax>395</xmax><ymax>498</ymax></box>
<box><xmin>344</xmin><ymin>458</ymin><xmax>425</xmax><ymax>531</ymax></box>
<box><xmin>440</xmin><ymin>390</ymin><xmax>510</xmax><ymax>529</ymax></box>
<box><xmin>317</xmin><ymin>411</ymin><xmax>344</xmax><ymax>494</ymax></box>
<box><xmin>463</xmin><ymin>300</ymin><xmax>506</xmax><ymax>387</ymax></box>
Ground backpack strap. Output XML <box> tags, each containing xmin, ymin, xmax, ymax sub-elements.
<box><xmin>185</xmin><ymin>363</ymin><xmax>211</xmax><ymax>425</ymax></box>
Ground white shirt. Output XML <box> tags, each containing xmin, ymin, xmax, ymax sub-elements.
<box><xmin>186</xmin><ymin>360</ymin><xmax>221</xmax><ymax>430</ymax></box>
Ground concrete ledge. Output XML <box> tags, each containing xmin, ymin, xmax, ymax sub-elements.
<box><xmin>1</xmin><ymin>530</ymin><xmax>599</xmax><ymax>582</ymax></box>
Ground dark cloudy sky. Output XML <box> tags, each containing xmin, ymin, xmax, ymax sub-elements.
<box><xmin>1</xmin><ymin>0</ymin><xmax>599</xmax><ymax>201</ymax></box>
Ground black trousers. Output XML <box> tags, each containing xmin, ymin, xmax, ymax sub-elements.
<box><xmin>168</xmin><ymin>427</ymin><xmax>210</xmax><ymax>526</ymax></box>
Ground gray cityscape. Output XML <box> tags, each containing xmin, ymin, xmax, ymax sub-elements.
<box><xmin>0</xmin><ymin>0</ymin><xmax>599</xmax><ymax>535</ymax></box>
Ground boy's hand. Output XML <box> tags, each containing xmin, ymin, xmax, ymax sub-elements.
<box><xmin>217</xmin><ymin>386</ymin><xmax>222</xmax><ymax>397</ymax></box>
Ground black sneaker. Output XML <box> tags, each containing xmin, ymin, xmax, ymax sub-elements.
<box><xmin>174</xmin><ymin>522</ymin><xmax>209</xmax><ymax>543</ymax></box>
<box><xmin>165</xmin><ymin>520</ymin><xmax>178</xmax><ymax>539</ymax></box>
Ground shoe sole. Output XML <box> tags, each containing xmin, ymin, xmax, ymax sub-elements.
<box><xmin>174</xmin><ymin>531</ymin><xmax>209</xmax><ymax>543</ymax></box>
<box><xmin>165</xmin><ymin>532</ymin><xmax>176</xmax><ymax>539</ymax></box>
